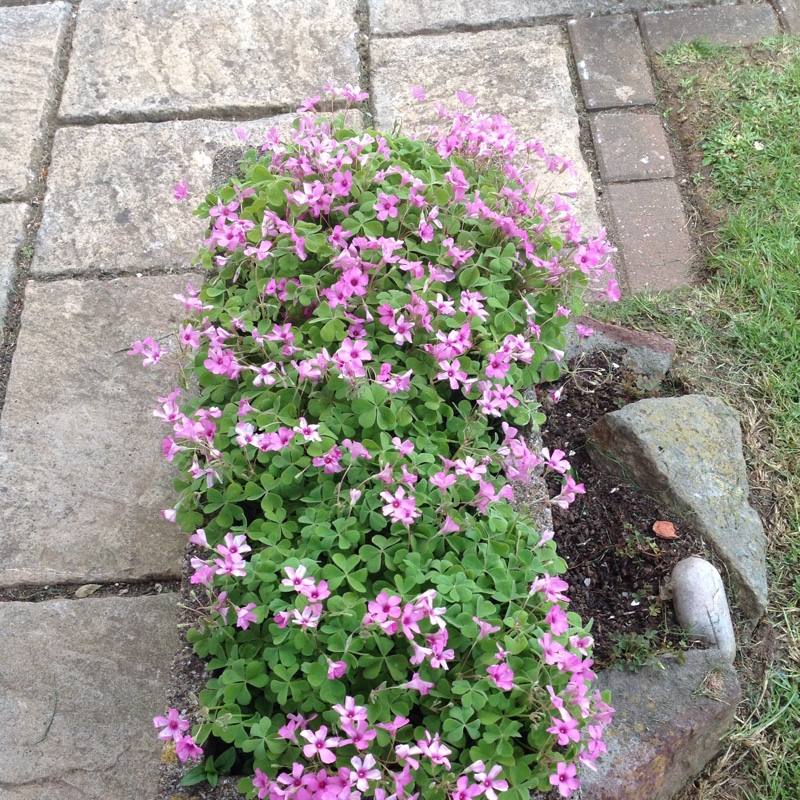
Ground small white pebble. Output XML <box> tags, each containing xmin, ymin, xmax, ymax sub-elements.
<box><xmin>566</xmin><ymin>413</ymin><xmax>572</xmax><ymax>417</ymax></box>
<box><xmin>610</xmin><ymin>487</ymin><xmax>619</xmax><ymax>494</ymax></box>
<box><xmin>631</xmin><ymin>600</ymin><xmax>640</xmax><ymax>607</ymax></box>
<box><xmin>584</xmin><ymin>578</ymin><xmax>591</xmax><ymax>587</ymax></box>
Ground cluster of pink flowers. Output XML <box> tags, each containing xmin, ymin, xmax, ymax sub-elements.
<box><xmin>153</xmin><ymin>708</ymin><xmax>203</xmax><ymax>762</ymax></box>
<box><xmin>145</xmin><ymin>82</ymin><xmax>620</xmax><ymax>800</ymax></box>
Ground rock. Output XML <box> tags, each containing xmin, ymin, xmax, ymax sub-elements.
<box><xmin>0</xmin><ymin>276</ymin><xmax>192</xmax><ymax>587</ymax></box>
<box><xmin>0</xmin><ymin>2</ymin><xmax>71</xmax><ymax>200</ymax></box>
<box><xmin>59</xmin><ymin>0</ymin><xmax>360</xmax><ymax>123</ymax></box>
<box><xmin>565</xmin><ymin>315</ymin><xmax>675</xmax><ymax>379</ymax></box>
<box><xmin>672</xmin><ymin>557</ymin><xmax>736</xmax><ymax>662</ymax></box>
<box><xmin>581</xmin><ymin>650</ymin><xmax>740</xmax><ymax>800</ymax></box>
<box><xmin>586</xmin><ymin>395</ymin><xmax>767</xmax><ymax>619</ymax></box>
<box><xmin>370</xmin><ymin>26</ymin><xmax>601</xmax><ymax>235</ymax></box>
<box><xmin>0</xmin><ymin>595</ymin><xmax>179</xmax><ymax>800</ymax></box>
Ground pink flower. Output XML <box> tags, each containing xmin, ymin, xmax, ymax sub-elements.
<box><xmin>235</xmin><ymin>603</ymin><xmax>258</xmax><ymax>630</ymax></box>
<box><xmin>486</xmin><ymin>663</ymin><xmax>515</xmax><ymax>690</ymax></box>
<box><xmin>350</xmin><ymin>755</ymin><xmax>381</xmax><ymax>792</ymax></box>
<box><xmin>377</xmin><ymin>715</ymin><xmax>410</xmax><ymax>736</ymax></box>
<box><xmin>547</xmin><ymin>712</ymin><xmax>581</xmax><ymax>746</ymax></box>
<box><xmin>300</xmin><ymin>726</ymin><xmax>340</xmax><ymax>764</ymax></box>
<box><xmin>474</xmin><ymin>765</ymin><xmax>509</xmax><ymax>800</ymax></box>
<box><xmin>391</xmin><ymin>437</ymin><xmax>414</xmax><ymax>456</ymax></box>
<box><xmin>472</xmin><ymin>617</ymin><xmax>501</xmax><ymax>639</ymax></box>
<box><xmin>549</xmin><ymin>762</ymin><xmax>580</xmax><ymax>798</ymax></box>
<box><xmin>456</xmin><ymin>90</ymin><xmax>476</xmax><ymax>107</ymax></box>
<box><xmin>436</xmin><ymin>359</ymin><xmax>470</xmax><ymax>390</ymax></box>
<box><xmin>374</xmin><ymin>192</ymin><xmax>400</xmax><ymax>221</ymax></box>
<box><xmin>153</xmin><ymin>708</ymin><xmax>190</xmax><ymax>742</ymax></box>
<box><xmin>175</xmin><ymin>734</ymin><xmax>203</xmax><ymax>762</ymax></box>
<box><xmin>404</xmin><ymin>673</ymin><xmax>435</xmax><ymax>695</ymax></box>
<box><xmin>451</xmin><ymin>775</ymin><xmax>483</xmax><ymax>800</ymax></box>
<box><xmin>379</xmin><ymin>486</ymin><xmax>421</xmax><ymax>526</ymax></box>
<box><xmin>327</xmin><ymin>660</ymin><xmax>347</xmax><ymax>679</ymax></box>
<box><xmin>173</xmin><ymin>179</ymin><xmax>189</xmax><ymax>201</ymax></box>
<box><xmin>411</xmin><ymin>85</ymin><xmax>426</xmax><ymax>101</ymax></box>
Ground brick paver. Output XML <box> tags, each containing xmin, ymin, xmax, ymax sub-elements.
<box><xmin>0</xmin><ymin>202</ymin><xmax>28</xmax><ymax>333</ymax></box>
<box><xmin>60</xmin><ymin>0</ymin><xmax>360</xmax><ymax>122</ymax></box>
<box><xmin>640</xmin><ymin>5</ymin><xmax>780</xmax><ymax>52</ymax></box>
<box><xmin>369</xmin><ymin>0</ymin><xmax>738</xmax><ymax>36</ymax></box>
<box><xmin>569</xmin><ymin>15</ymin><xmax>656</xmax><ymax>110</ymax></box>
<box><xmin>606</xmin><ymin>180</ymin><xmax>694</xmax><ymax>292</ymax></box>
<box><xmin>0</xmin><ymin>595</ymin><xmax>178</xmax><ymax>800</ymax></box>
<box><xmin>0</xmin><ymin>276</ymin><xmax>191</xmax><ymax>588</ymax></box>
<box><xmin>31</xmin><ymin>117</ymin><xmax>292</xmax><ymax>277</ymax></box>
<box><xmin>0</xmin><ymin>2</ymin><xmax>71</xmax><ymax>200</ymax></box>
<box><xmin>591</xmin><ymin>112</ymin><xmax>675</xmax><ymax>182</ymax></box>
<box><xmin>371</xmin><ymin>26</ymin><xmax>601</xmax><ymax>235</ymax></box>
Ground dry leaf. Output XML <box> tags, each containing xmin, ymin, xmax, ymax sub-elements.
<box><xmin>653</xmin><ymin>520</ymin><xmax>678</xmax><ymax>540</ymax></box>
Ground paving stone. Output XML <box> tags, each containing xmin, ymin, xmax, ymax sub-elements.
<box><xmin>0</xmin><ymin>2</ymin><xmax>71</xmax><ymax>200</ymax></box>
<box><xmin>371</xmin><ymin>27</ymin><xmax>601</xmax><ymax>235</ymax></box>
<box><xmin>0</xmin><ymin>595</ymin><xmax>178</xmax><ymax>800</ymax></box>
<box><xmin>606</xmin><ymin>181</ymin><xmax>693</xmax><ymax>291</ymax></box>
<box><xmin>640</xmin><ymin>5</ymin><xmax>780</xmax><ymax>53</ymax></box>
<box><xmin>31</xmin><ymin>117</ymin><xmax>292</xmax><ymax>277</ymax></box>
<box><xmin>0</xmin><ymin>202</ymin><xmax>28</xmax><ymax>334</ymax></box>
<box><xmin>569</xmin><ymin>15</ymin><xmax>656</xmax><ymax>110</ymax></box>
<box><xmin>581</xmin><ymin>650</ymin><xmax>741</xmax><ymax>800</ymax></box>
<box><xmin>591</xmin><ymin>112</ymin><xmax>675</xmax><ymax>182</ymax></box>
<box><xmin>60</xmin><ymin>0</ymin><xmax>359</xmax><ymax>123</ymax></box>
<box><xmin>0</xmin><ymin>275</ymin><xmax>193</xmax><ymax>587</ymax></box>
<box><xmin>775</xmin><ymin>0</ymin><xmax>800</xmax><ymax>33</ymax></box>
<box><xmin>369</xmin><ymin>0</ymin><xmax>736</xmax><ymax>35</ymax></box>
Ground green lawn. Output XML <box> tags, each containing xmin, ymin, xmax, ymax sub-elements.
<box><xmin>595</xmin><ymin>36</ymin><xmax>800</xmax><ymax>799</ymax></box>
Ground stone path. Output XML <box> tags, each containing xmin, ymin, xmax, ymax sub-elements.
<box><xmin>0</xmin><ymin>0</ymin><xmax>794</xmax><ymax>797</ymax></box>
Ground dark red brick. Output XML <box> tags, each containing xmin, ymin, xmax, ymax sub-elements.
<box><xmin>569</xmin><ymin>15</ymin><xmax>656</xmax><ymax>110</ymax></box>
<box><xmin>640</xmin><ymin>5</ymin><xmax>780</xmax><ymax>53</ymax></box>
<box><xmin>591</xmin><ymin>112</ymin><xmax>675</xmax><ymax>182</ymax></box>
<box><xmin>606</xmin><ymin>181</ymin><xmax>694</xmax><ymax>292</ymax></box>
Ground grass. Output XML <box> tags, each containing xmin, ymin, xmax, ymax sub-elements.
<box><xmin>594</xmin><ymin>36</ymin><xmax>800</xmax><ymax>799</ymax></box>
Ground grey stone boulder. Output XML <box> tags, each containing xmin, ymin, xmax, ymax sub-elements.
<box><xmin>586</xmin><ymin>395</ymin><xmax>767</xmax><ymax>619</ymax></box>
<box><xmin>672</xmin><ymin>557</ymin><xmax>736</xmax><ymax>662</ymax></box>
<box><xmin>580</xmin><ymin>650</ymin><xmax>741</xmax><ymax>800</ymax></box>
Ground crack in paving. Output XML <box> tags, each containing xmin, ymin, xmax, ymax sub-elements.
<box><xmin>0</xmin><ymin>578</ymin><xmax>180</xmax><ymax>603</ymax></box>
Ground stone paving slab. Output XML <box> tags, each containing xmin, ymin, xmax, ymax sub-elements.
<box><xmin>60</xmin><ymin>0</ymin><xmax>359</xmax><ymax>123</ymax></box>
<box><xmin>0</xmin><ymin>275</ymin><xmax>192</xmax><ymax>588</ymax></box>
<box><xmin>591</xmin><ymin>112</ymin><xmax>675</xmax><ymax>182</ymax></box>
<box><xmin>0</xmin><ymin>2</ymin><xmax>71</xmax><ymax>201</ymax></box>
<box><xmin>369</xmin><ymin>0</ymin><xmax>737</xmax><ymax>35</ymax></box>
<box><xmin>775</xmin><ymin>0</ymin><xmax>800</xmax><ymax>33</ymax></box>
<box><xmin>606</xmin><ymin>180</ymin><xmax>693</xmax><ymax>292</ymax></box>
<box><xmin>569</xmin><ymin>15</ymin><xmax>656</xmax><ymax>110</ymax></box>
<box><xmin>0</xmin><ymin>594</ymin><xmax>178</xmax><ymax>800</ymax></box>
<box><xmin>0</xmin><ymin>202</ymin><xmax>28</xmax><ymax>333</ymax></box>
<box><xmin>31</xmin><ymin>117</ymin><xmax>292</xmax><ymax>278</ymax></box>
<box><xmin>640</xmin><ymin>5</ymin><xmax>780</xmax><ymax>53</ymax></box>
<box><xmin>371</xmin><ymin>27</ymin><xmax>601</xmax><ymax>235</ymax></box>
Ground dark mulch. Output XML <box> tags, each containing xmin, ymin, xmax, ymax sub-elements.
<box><xmin>541</xmin><ymin>351</ymin><xmax>709</xmax><ymax>668</ymax></box>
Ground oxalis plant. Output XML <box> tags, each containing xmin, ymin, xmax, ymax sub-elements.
<box><xmin>136</xmin><ymin>83</ymin><xmax>619</xmax><ymax>800</ymax></box>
